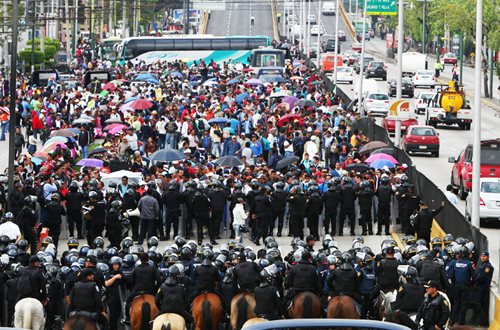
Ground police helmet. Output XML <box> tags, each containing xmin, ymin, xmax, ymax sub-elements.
<box><xmin>88</xmin><ymin>191</ymin><xmax>98</xmax><ymax>199</ymax></box>
<box><xmin>455</xmin><ymin>237</ymin><xmax>467</xmax><ymax>246</ymax></box>
<box><xmin>93</xmin><ymin>236</ymin><xmax>105</xmax><ymax>249</ymax></box>
<box><xmin>69</xmin><ymin>181</ymin><xmax>79</xmax><ymax>191</ymax></box>
<box><xmin>416</xmin><ymin>239</ymin><xmax>427</xmax><ymax>246</ymax></box>
<box><xmin>275</xmin><ymin>181</ymin><xmax>285</xmax><ymax>191</ymax></box>
<box><xmin>41</xmin><ymin>236</ymin><xmax>53</xmax><ymax>246</ymax></box>
<box><xmin>123</xmin><ymin>254</ymin><xmax>135</xmax><ymax>267</ymax></box>
<box><xmin>175</xmin><ymin>236</ymin><xmax>186</xmax><ymax>247</ymax></box>
<box><xmin>97</xmin><ymin>262</ymin><xmax>109</xmax><ymax>275</ymax></box>
<box><xmin>79</xmin><ymin>244</ymin><xmax>90</xmax><ymax>257</ymax></box>
<box><xmin>165</xmin><ymin>265</ymin><xmax>181</xmax><ymax>285</ymax></box>
<box><xmin>340</xmin><ymin>252</ymin><xmax>353</xmax><ymax>270</ymax></box>
<box><xmin>122</xmin><ymin>237</ymin><xmax>134</xmax><ymax>250</ymax></box>
<box><xmin>430</xmin><ymin>237</ymin><xmax>443</xmax><ymax>250</ymax></box>
<box><xmin>259</xmin><ymin>269</ymin><xmax>273</xmax><ymax>284</ymax></box>
<box><xmin>16</xmin><ymin>239</ymin><xmax>28</xmax><ymax>251</ymax></box>
<box><xmin>110</xmin><ymin>256</ymin><xmax>123</xmax><ymax>265</ymax></box>
<box><xmin>404</xmin><ymin>235</ymin><xmax>416</xmax><ymax>245</ymax></box>
<box><xmin>234</xmin><ymin>243</ymin><xmax>244</xmax><ymax>253</ymax></box>
<box><xmin>443</xmin><ymin>234</ymin><xmax>454</xmax><ymax>246</ymax></box>
<box><xmin>342</xmin><ymin>176</ymin><xmax>352</xmax><ymax>185</ymax></box>
<box><xmin>380</xmin><ymin>176</ymin><xmax>389</xmax><ymax>185</ymax></box>
<box><xmin>459</xmin><ymin>246</ymin><xmax>469</xmax><ymax>258</ymax></box>
<box><xmin>353</xmin><ymin>235</ymin><xmax>364</xmax><ymax>244</ymax></box>
<box><xmin>167</xmin><ymin>254</ymin><xmax>179</xmax><ymax>265</ymax></box>
<box><xmin>400</xmin><ymin>174</ymin><xmax>409</xmax><ymax>184</ymax></box>
<box><xmin>68</xmin><ymin>237</ymin><xmax>79</xmax><ymax>248</ymax></box>
<box><xmin>294</xmin><ymin>186</ymin><xmax>303</xmax><ymax>194</ymax></box>
<box><xmin>3</xmin><ymin>212</ymin><xmax>14</xmax><ymax>222</ymax></box>
<box><xmin>147</xmin><ymin>236</ymin><xmax>159</xmax><ymax>249</ymax></box>
<box><xmin>106</xmin><ymin>247</ymin><xmax>118</xmax><ymax>259</ymax></box>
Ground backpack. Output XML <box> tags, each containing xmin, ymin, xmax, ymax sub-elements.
<box><xmin>17</xmin><ymin>271</ymin><xmax>33</xmax><ymax>295</ymax></box>
<box><xmin>293</xmin><ymin>137</ymin><xmax>304</xmax><ymax>154</ymax></box>
<box><xmin>223</xmin><ymin>129</ymin><xmax>230</xmax><ymax>139</ymax></box>
<box><xmin>197</xmin><ymin>120</ymin><xmax>205</xmax><ymax>131</ymax></box>
<box><xmin>167</xmin><ymin>121</ymin><xmax>176</xmax><ymax>133</ymax></box>
<box><xmin>36</xmin><ymin>182</ymin><xmax>46</xmax><ymax>205</ymax></box>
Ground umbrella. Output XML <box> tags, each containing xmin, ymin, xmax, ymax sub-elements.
<box><xmin>344</xmin><ymin>163</ymin><xmax>370</xmax><ymax>173</ymax></box>
<box><xmin>124</xmin><ymin>97</ymin><xmax>139</xmax><ymax>104</ymax></box>
<box><xmin>116</xmin><ymin>79</ymin><xmax>130</xmax><ymax>83</ymax></box>
<box><xmin>170</xmin><ymin>72</ymin><xmax>184</xmax><ymax>78</ymax></box>
<box><xmin>109</xmin><ymin>126</ymin><xmax>126</xmax><ymax>135</ymax></box>
<box><xmin>371</xmin><ymin>147</ymin><xmax>397</xmax><ymax>158</ymax></box>
<box><xmin>283</xmin><ymin>96</ymin><xmax>300</xmax><ymax>108</ymax></box>
<box><xmin>296</xmin><ymin>99</ymin><xmax>316</xmax><ymax>107</ymax></box>
<box><xmin>268</xmin><ymin>76</ymin><xmax>287</xmax><ymax>83</ymax></box>
<box><xmin>246</xmin><ymin>78</ymin><xmax>263</xmax><ymax>85</ymax></box>
<box><xmin>104</xmin><ymin>118</ymin><xmax>124</xmax><ymax>124</ymax></box>
<box><xmin>134</xmin><ymin>74</ymin><xmax>154</xmax><ymax>80</ymax></box>
<box><xmin>129</xmin><ymin>99</ymin><xmax>153</xmax><ymax>110</ymax></box>
<box><xmin>33</xmin><ymin>152</ymin><xmax>48</xmax><ymax>161</ymax></box>
<box><xmin>208</xmin><ymin>117</ymin><xmax>229</xmax><ymax>125</ymax></box>
<box><xmin>365</xmin><ymin>153</ymin><xmax>398</xmax><ymax>165</ymax></box>
<box><xmin>270</xmin><ymin>91</ymin><xmax>289</xmax><ymax>98</ymax></box>
<box><xmin>73</xmin><ymin>118</ymin><xmax>93</xmax><ymax>124</ymax></box>
<box><xmin>31</xmin><ymin>157</ymin><xmax>43</xmax><ymax>165</ymax></box>
<box><xmin>276</xmin><ymin>156</ymin><xmax>300</xmax><ymax>170</ymax></box>
<box><xmin>144</xmin><ymin>78</ymin><xmax>160</xmax><ymax>84</ymax></box>
<box><xmin>44</xmin><ymin>136</ymin><xmax>68</xmax><ymax>144</ymax></box>
<box><xmin>276</xmin><ymin>102</ymin><xmax>290</xmax><ymax>110</ymax></box>
<box><xmin>119</xmin><ymin>103</ymin><xmax>134</xmax><ymax>113</ymax></box>
<box><xmin>187</xmin><ymin>81</ymin><xmax>200</xmax><ymax>87</ymax></box>
<box><xmin>214</xmin><ymin>156</ymin><xmax>245</xmax><ymax>167</ymax></box>
<box><xmin>290</xmin><ymin>76</ymin><xmax>304</xmax><ymax>81</ymax></box>
<box><xmin>50</xmin><ymin>129</ymin><xmax>76</xmax><ymax>137</ymax></box>
<box><xmin>298</xmin><ymin>65</ymin><xmax>308</xmax><ymax>71</ymax></box>
<box><xmin>67</xmin><ymin>128</ymin><xmax>80</xmax><ymax>135</ymax></box>
<box><xmin>88</xmin><ymin>146</ymin><xmax>107</xmax><ymax>155</ymax></box>
<box><xmin>227</xmin><ymin>79</ymin><xmax>240</xmax><ymax>85</ymax></box>
<box><xmin>41</xmin><ymin>142</ymin><xmax>68</xmax><ymax>152</ymax></box>
<box><xmin>359</xmin><ymin>141</ymin><xmax>389</xmax><ymax>154</ymax></box>
<box><xmin>76</xmin><ymin>158</ymin><xmax>104</xmax><ymax>167</ymax></box>
<box><xmin>276</xmin><ymin>114</ymin><xmax>302</xmax><ymax>127</ymax></box>
<box><xmin>103</xmin><ymin>123</ymin><xmax>128</xmax><ymax>131</ymax></box>
<box><xmin>148</xmin><ymin>149</ymin><xmax>188</xmax><ymax>162</ymax></box>
<box><xmin>242</xmin><ymin>68</ymin><xmax>254</xmax><ymax>72</ymax></box>
<box><xmin>80</xmin><ymin>114</ymin><xmax>94</xmax><ymax>120</ymax></box>
<box><xmin>370</xmin><ymin>159</ymin><xmax>397</xmax><ymax>169</ymax></box>
<box><xmin>203</xmin><ymin>80</ymin><xmax>219</xmax><ymax>86</ymax></box>
<box><xmin>103</xmin><ymin>81</ymin><xmax>123</xmax><ymax>91</ymax></box>
<box><xmin>235</xmin><ymin>92</ymin><xmax>250</xmax><ymax>104</ymax></box>
<box><xmin>310</xmin><ymin>81</ymin><xmax>323</xmax><ymax>85</ymax></box>
<box><xmin>0</xmin><ymin>106</ymin><xmax>10</xmax><ymax>114</ymax></box>
<box><xmin>234</xmin><ymin>75</ymin><xmax>245</xmax><ymax>80</ymax></box>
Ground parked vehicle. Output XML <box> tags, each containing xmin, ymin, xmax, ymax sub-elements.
<box><xmin>449</xmin><ymin>139</ymin><xmax>500</xmax><ymax>200</ymax></box>
<box><xmin>387</xmin><ymin>77</ymin><xmax>414</xmax><ymax>97</ymax></box>
<box><xmin>401</xmin><ymin>125</ymin><xmax>440</xmax><ymax>157</ymax></box>
<box><xmin>361</xmin><ymin>92</ymin><xmax>390</xmax><ymax>116</ymax></box>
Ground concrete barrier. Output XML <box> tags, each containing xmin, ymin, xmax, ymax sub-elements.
<box><xmin>202</xmin><ymin>11</ymin><xmax>209</xmax><ymax>34</ymax></box>
<box><xmin>270</xmin><ymin>0</ymin><xmax>280</xmax><ymax>41</ymax></box>
<box><xmin>339</xmin><ymin>2</ymin><xmax>356</xmax><ymax>40</ymax></box>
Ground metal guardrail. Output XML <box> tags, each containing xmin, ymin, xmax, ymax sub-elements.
<box><xmin>202</xmin><ymin>11</ymin><xmax>209</xmax><ymax>34</ymax></box>
<box><xmin>339</xmin><ymin>3</ymin><xmax>356</xmax><ymax>40</ymax></box>
<box><xmin>243</xmin><ymin>319</ymin><xmax>412</xmax><ymax>330</ymax></box>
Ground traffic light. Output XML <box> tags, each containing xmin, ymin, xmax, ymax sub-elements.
<box><xmin>26</xmin><ymin>0</ymin><xmax>36</xmax><ymax>24</ymax></box>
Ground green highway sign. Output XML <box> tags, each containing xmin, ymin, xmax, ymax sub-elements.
<box><xmin>366</xmin><ymin>0</ymin><xmax>397</xmax><ymax>15</ymax></box>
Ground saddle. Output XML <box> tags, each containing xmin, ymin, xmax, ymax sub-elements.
<box><xmin>132</xmin><ymin>291</ymin><xmax>151</xmax><ymax>301</ymax></box>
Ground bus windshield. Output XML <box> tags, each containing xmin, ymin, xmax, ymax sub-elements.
<box><xmin>100</xmin><ymin>38</ymin><xmax>122</xmax><ymax>63</ymax></box>
<box><xmin>252</xmin><ymin>52</ymin><xmax>284</xmax><ymax>67</ymax></box>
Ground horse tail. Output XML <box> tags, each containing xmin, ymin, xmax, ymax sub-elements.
<box><xmin>236</xmin><ymin>295</ymin><xmax>249</xmax><ymax>330</ymax></box>
<box><xmin>302</xmin><ymin>294</ymin><xmax>313</xmax><ymax>318</ymax></box>
<box><xmin>202</xmin><ymin>299</ymin><xmax>212</xmax><ymax>330</ymax></box>
<box><xmin>337</xmin><ymin>297</ymin><xmax>344</xmax><ymax>318</ymax></box>
<box><xmin>161</xmin><ymin>321</ymin><xmax>171</xmax><ymax>330</ymax></box>
<box><xmin>21</xmin><ymin>301</ymin><xmax>33</xmax><ymax>330</ymax></box>
<box><xmin>141</xmin><ymin>302</ymin><xmax>152</xmax><ymax>330</ymax></box>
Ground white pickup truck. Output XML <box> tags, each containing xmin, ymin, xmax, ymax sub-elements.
<box><xmin>402</xmin><ymin>52</ymin><xmax>427</xmax><ymax>77</ymax></box>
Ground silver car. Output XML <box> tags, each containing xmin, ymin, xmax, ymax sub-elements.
<box><xmin>361</xmin><ymin>92</ymin><xmax>390</xmax><ymax>116</ymax></box>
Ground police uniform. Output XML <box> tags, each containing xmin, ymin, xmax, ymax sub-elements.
<box><xmin>417</xmin><ymin>258</ymin><xmax>449</xmax><ymax>292</ymax></box>
<box><xmin>450</xmin><ymin>257</ymin><xmax>477</xmax><ymax>325</ymax></box>
<box><xmin>105</xmin><ymin>208</ymin><xmax>122</xmax><ymax>249</ymax></box>
<box><xmin>413</xmin><ymin>205</ymin><xmax>444</xmax><ymax>246</ymax></box>
<box><xmin>284</xmin><ymin>259</ymin><xmax>323</xmax><ymax>304</ymax></box>
<box><xmin>357</xmin><ymin>188</ymin><xmax>374</xmax><ymax>235</ymax></box>
<box><xmin>376</xmin><ymin>183</ymin><xmax>393</xmax><ymax>235</ymax></box>
<box><xmin>251</xmin><ymin>193</ymin><xmax>274</xmax><ymax>244</ymax></box>
<box><xmin>327</xmin><ymin>267</ymin><xmax>364</xmax><ymax>307</ymax></box>
<box><xmin>44</xmin><ymin>199</ymin><xmax>67</xmax><ymax>247</ymax></box>
<box><xmin>472</xmin><ymin>256</ymin><xmax>494</xmax><ymax>324</ymax></box>
<box><xmin>401</xmin><ymin>190</ymin><xmax>420</xmax><ymax>235</ymax></box>
<box><xmin>14</xmin><ymin>205</ymin><xmax>38</xmax><ymax>254</ymax></box>
<box><xmin>124</xmin><ymin>261</ymin><xmax>162</xmax><ymax>320</ymax></box>
<box><xmin>208</xmin><ymin>189</ymin><xmax>226</xmax><ymax>239</ymax></box>
<box><xmin>106</xmin><ymin>268</ymin><xmax>124</xmax><ymax>330</ymax></box>
<box><xmin>70</xmin><ymin>277</ymin><xmax>108</xmax><ymax>327</ymax></box>
<box><xmin>188</xmin><ymin>262</ymin><xmax>224</xmax><ymax>303</ymax></box>
<box><xmin>155</xmin><ymin>282</ymin><xmax>194</xmax><ymax>325</ymax></box>
<box><xmin>416</xmin><ymin>289</ymin><xmax>450</xmax><ymax>330</ymax></box>
<box><xmin>254</xmin><ymin>283</ymin><xmax>284</xmax><ymax>320</ymax></box>
<box><xmin>357</xmin><ymin>266</ymin><xmax>376</xmax><ymax>318</ymax></box>
<box><xmin>391</xmin><ymin>282</ymin><xmax>425</xmax><ymax>314</ymax></box>
<box><xmin>16</xmin><ymin>264</ymin><xmax>47</xmax><ymax>303</ymax></box>
<box><xmin>270</xmin><ymin>189</ymin><xmax>287</xmax><ymax>236</ymax></box>
<box><xmin>192</xmin><ymin>192</ymin><xmax>216</xmax><ymax>244</ymax></box>
<box><xmin>339</xmin><ymin>184</ymin><xmax>357</xmax><ymax>236</ymax></box>
<box><xmin>286</xmin><ymin>192</ymin><xmax>307</xmax><ymax>239</ymax></box>
<box><xmin>163</xmin><ymin>187</ymin><xmax>183</xmax><ymax>240</ymax></box>
<box><xmin>305</xmin><ymin>194</ymin><xmax>323</xmax><ymax>240</ymax></box>
<box><xmin>232</xmin><ymin>260</ymin><xmax>261</xmax><ymax>293</ymax></box>
<box><xmin>369</xmin><ymin>256</ymin><xmax>401</xmax><ymax>302</ymax></box>
<box><xmin>322</xmin><ymin>188</ymin><xmax>340</xmax><ymax>236</ymax></box>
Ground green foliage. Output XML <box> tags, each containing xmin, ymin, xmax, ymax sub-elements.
<box><xmin>19</xmin><ymin>49</ymin><xmax>45</xmax><ymax>64</ymax></box>
<box><xmin>26</xmin><ymin>38</ymin><xmax>61</xmax><ymax>51</ymax></box>
<box><xmin>463</xmin><ymin>38</ymin><xmax>474</xmax><ymax>58</ymax></box>
<box><xmin>43</xmin><ymin>45</ymin><xmax>57</xmax><ymax>60</ymax></box>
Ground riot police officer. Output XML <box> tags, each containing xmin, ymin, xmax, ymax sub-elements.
<box><xmin>246</xmin><ymin>179</ymin><xmax>261</xmax><ymax>240</ymax></box>
<box><xmin>357</xmin><ymin>181</ymin><xmax>374</xmax><ymax>235</ymax></box>
<box><xmin>70</xmin><ymin>268</ymin><xmax>108</xmax><ymax>328</ymax></box>
<box><xmin>163</xmin><ymin>180</ymin><xmax>183</xmax><ymax>240</ymax></box>
<box><xmin>192</xmin><ymin>184</ymin><xmax>217</xmax><ymax>245</ymax></box>
<box><xmin>450</xmin><ymin>246</ymin><xmax>477</xmax><ymax>326</ymax></box>
<box><xmin>322</xmin><ymin>179</ymin><xmax>340</xmax><ymax>236</ymax></box>
<box><xmin>376</xmin><ymin>176</ymin><xmax>393</xmax><ymax>235</ymax></box>
<box><xmin>339</xmin><ymin>176</ymin><xmax>357</xmax><ymax>236</ymax></box>
<box><xmin>413</xmin><ymin>201</ymin><xmax>445</xmax><ymax>247</ymax></box>
<box><xmin>400</xmin><ymin>184</ymin><xmax>420</xmax><ymax>235</ymax></box>
<box><xmin>283</xmin><ymin>251</ymin><xmax>323</xmax><ymax>305</ymax></box>
<box><xmin>271</xmin><ymin>182</ymin><xmax>287</xmax><ymax>237</ymax></box>
<box><xmin>65</xmin><ymin>181</ymin><xmax>84</xmax><ymax>239</ymax></box>
<box><xmin>357</xmin><ymin>253</ymin><xmax>376</xmax><ymax>318</ymax></box>
<box><xmin>106</xmin><ymin>201</ymin><xmax>123</xmax><ymax>249</ymax></box>
<box><xmin>251</xmin><ymin>187</ymin><xmax>274</xmax><ymax>246</ymax></box>
<box><xmin>305</xmin><ymin>186</ymin><xmax>323</xmax><ymax>240</ymax></box>
<box><xmin>286</xmin><ymin>186</ymin><xmax>307</xmax><ymax>239</ymax></box>
<box><xmin>14</xmin><ymin>197</ymin><xmax>38</xmax><ymax>254</ymax></box>
<box><xmin>417</xmin><ymin>252</ymin><xmax>448</xmax><ymax>292</ymax></box>
<box><xmin>182</xmin><ymin>181</ymin><xmax>197</xmax><ymax>239</ymax></box>
<box><xmin>44</xmin><ymin>193</ymin><xmax>67</xmax><ymax>247</ymax></box>
<box><xmin>105</xmin><ymin>256</ymin><xmax>123</xmax><ymax>330</ymax></box>
<box><xmin>232</xmin><ymin>252</ymin><xmax>261</xmax><ymax>293</ymax></box>
<box><xmin>123</xmin><ymin>188</ymin><xmax>139</xmax><ymax>240</ymax></box>
<box><xmin>368</xmin><ymin>246</ymin><xmax>401</xmax><ymax>314</ymax></box>
<box><xmin>391</xmin><ymin>266</ymin><xmax>425</xmax><ymax>315</ymax></box>
<box><xmin>254</xmin><ymin>268</ymin><xmax>284</xmax><ymax>320</ymax></box>
<box><xmin>416</xmin><ymin>280</ymin><xmax>450</xmax><ymax>330</ymax></box>
<box><xmin>155</xmin><ymin>265</ymin><xmax>194</xmax><ymax>330</ymax></box>
<box><xmin>208</xmin><ymin>181</ymin><xmax>226</xmax><ymax>239</ymax></box>
<box><xmin>327</xmin><ymin>253</ymin><xmax>363</xmax><ymax>308</ymax></box>
<box><xmin>395</xmin><ymin>174</ymin><xmax>410</xmax><ymax>225</ymax></box>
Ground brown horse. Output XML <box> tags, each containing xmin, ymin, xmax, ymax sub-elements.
<box><xmin>327</xmin><ymin>295</ymin><xmax>359</xmax><ymax>320</ymax></box>
<box><xmin>242</xmin><ymin>318</ymin><xmax>267</xmax><ymax>328</ymax></box>
<box><xmin>287</xmin><ymin>291</ymin><xmax>321</xmax><ymax>319</ymax></box>
<box><xmin>130</xmin><ymin>294</ymin><xmax>159</xmax><ymax>330</ymax></box>
<box><xmin>192</xmin><ymin>293</ymin><xmax>223</xmax><ymax>330</ymax></box>
<box><xmin>63</xmin><ymin>315</ymin><xmax>97</xmax><ymax>330</ymax></box>
<box><xmin>152</xmin><ymin>313</ymin><xmax>186</xmax><ymax>330</ymax></box>
<box><xmin>230</xmin><ymin>292</ymin><xmax>256</xmax><ymax>330</ymax></box>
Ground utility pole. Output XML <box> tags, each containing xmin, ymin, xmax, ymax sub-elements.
<box><xmin>357</xmin><ymin>0</ymin><xmax>368</xmax><ymax>112</ymax></box>
<box><xmin>333</xmin><ymin>0</ymin><xmax>339</xmax><ymax>84</ymax></box>
<box><xmin>7</xmin><ymin>0</ymin><xmax>19</xmax><ymax>209</ymax></box>
<box><xmin>72</xmin><ymin>1</ymin><xmax>77</xmax><ymax>57</ymax></box>
<box><xmin>459</xmin><ymin>32</ymin><xmax>463</xmax><ymax>85</ymax></box>
<box><xmin>422</xmin><ymin>0</ymin><xmax>426</xmax><ymax>54</ymax></box>
<box><xmin>3</xmin><ymin>0</ymin><xmax>8</xmax><ymax>66</ymax></box>
<box><xmin>91</xmin><ymin>0</ymin><xmax>94</xmax><ymax>59</ymax></box>
<box><xmin>316</xmin><ymin>0</ymin><xmax>321</xmax><ymax>68</ymax></box>
<box><xmin>307</xmin><ymin>0</ymin><xmax>311</xmax><ymax>58</ymax></box>
<box><xmin>395</xmin><ymin>0</ymin><xmax>404</xmax><ymax>147</ymax></box>
<box><xmin>41</xmin><ymin>2</ymin><xmax>45</xmax><ymax>70</ymax></box>
<box><xmin>65</xmin><ymin>0</ymin><xmax>70</xmax><ymax>62</ymax></box>
<box><xmin>122</xmin><ymin>0</ymin><xmax>127</xmax><ymax>38</ymax></box>
<box><xmin>109</xmin><ymin>0</ymin><xmax>113</xmax><ymax>37</ymax></box>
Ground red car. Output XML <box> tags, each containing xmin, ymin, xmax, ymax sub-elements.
<box><xmin>348</xmin><ymin>53</ymin><xmax>360</xmax><ymax>66</ymax></box>
<box><xmin>351</xmin><ymin>43</ymin><xmax>362</xmax><ymax>53</ymax></box>
<box><xmin>449</xmin><ymin>139</ymin><xmax>500</xmax><ymax>200</ymax></box>
<box><xmin>401</xmin><ymin>125</ymin><xmax>440</xmax><ymax>157</ymax></box>
<box><xmin>381</xmin><ymin>117</ymin><xmax>419</xmax><ymax>134</ymax></box>
<box><xmin>441</xmin><ymin>53</ymin><xmax>458</xmax><ymax>65</ymax></box>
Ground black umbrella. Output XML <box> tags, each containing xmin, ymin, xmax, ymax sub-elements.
<box><xmin>344</xmin><ymin>163</ymin><xmax>370</xmax><ymax>173</ymax></box>
<box><xmin>371</xmin><ymin>147</ymin><xmax>397</xmax><ymax>158</ymax></box>
<box><xmin>296</xmin><ymin>99</ymin><xmax>316</xmax><ymax>107</ymax></box>
<box><xmin>214</xmin><ymin>156</ymin><xmax>245</xmax><ymax>167</ymax></box>
<box><xmin>148</xmin><ymin>149</ymin><xmax>188</xmax><ymax>162</ymax></box>
<box><xmin>276</xmin><ymin>156</ymin><xmax>300</xmax><ymax>170</ymax></box>
<box><xmin>88</xmin><ymin>146</ymin><xmax>107</xmax><ymax>155</ymax></box>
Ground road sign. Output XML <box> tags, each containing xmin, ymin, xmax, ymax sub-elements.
<box><xmin>388</xmin><ymin>100</ymin><xmax>410</xmax><ymax>119</ymax></box>
<box><xmin>366</xmin><ymin>0</ymin><xmax>397</xmax><ymax>15</ymax></box>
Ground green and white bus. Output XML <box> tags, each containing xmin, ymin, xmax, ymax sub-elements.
<box><xmin>116</xmin><ymin>35</ymin><xmax>271</xmax><ymax>66</ymax></box>
<box><xmin>99</xmin><ymin>37</ymin><xmax>123</xmax><ymax>65</ymax></box>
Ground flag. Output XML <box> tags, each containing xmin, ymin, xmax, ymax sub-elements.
<box><xmin>100</xmin><ymin>90</ymin><xmax>108</xmax><ymax>98</ymax></box>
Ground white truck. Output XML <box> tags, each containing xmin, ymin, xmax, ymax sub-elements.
<box><xmin>402</xmin><ymin>52</ymin><xmax>427</xmax><ymax>77</ymax></box>
<box><xmin>322</xmin><ymin>2</ymin><xmax>336</xmax><ymax>15</ymax></box>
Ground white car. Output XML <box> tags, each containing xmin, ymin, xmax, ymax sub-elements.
<box><xmin>343</xmin><ymin>50</ymin><xmax>356</xmax><ymax>63</ymax></box>
<box><xmin>414</xmin><ymin>92</ymin><xmax>436</xmax><ymax>114</ymax></box>
<box><xmin>310</xmin><ymin>25</ymin><xmax>324</xmax><ymax>35</ymax></box>
<box><xmin>306</xmin><ymin>15</ymin><xmax>317</xmax><ymax>24</ymax></box>
<box><xmin>361</xmin><ymin>92</ymin><xmax>390</xmax><ymax>115</ymax></box>
<box><xmin>333</xmin><ymin>66</ymin><xmax>354</xmax><ymax>84</ymax></box>
<box><xmin>413</xmin><ymin>70</ymin><xmax>436</xmax><ymax>88</ymax></box>
<box><xmin>465</xmin><ymin>178</ymin><xmax>500</xmax><ymax>221</ymax></box>
<box><xmin>287</xmin><ymin>14</ymin><xmax>297</xmax><ymax>25</ymax></box>
<box><xmin>100</xmin><ymin>170</ymin><xmax>144</xmax><ymax>188</ymax></box>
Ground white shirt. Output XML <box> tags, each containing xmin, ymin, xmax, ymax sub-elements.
<box><xmin>232</xmin><ymin>204</ymin><xmax>247</xmax><ymax>225</ymax></box>
<box><xmin>444</xmin><ymin>190</ymin><xmax>459</xmax><ymax>205</ymax></box>
<box><xmin>127</xmin><ymin>133</ymin><xmax>138</xmax><ymax>150</ymax></box>
<box><xmin>0</xmin><ymin>222</ymin><xmax>21</xmax><ymax>240</ymax></box>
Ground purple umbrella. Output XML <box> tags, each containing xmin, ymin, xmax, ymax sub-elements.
<box><xmin>283</xmin><ymin>96</ymin><xmax>300</xmax><ymax>109</ymax></box>
<box><xmin>365</xmin><ymin>153</ymin><xmax>398</xmax><ymax>165</ymax></box>
<box><xmin>246</xmin><ymin>78</ymin><xmax>263</xmax><ymax>85</ymax></box>
<box><xmin>76</xmin><ymin>158</ymin><xmax>104</xmax><ymax>167</ymax></box>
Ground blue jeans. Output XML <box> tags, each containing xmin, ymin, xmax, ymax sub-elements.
<box><xmin>28</xmin><ymin>144</ymin><xmax>36</xmax><ymax>155</ymax></box>
<box><xmin>166</xmin><ymin>133</ymin><xmax>176</xmax><ymax>149</ymax></box>
<box><xmin>285</xmin><ymin>151</ymin><xmax>294</xmax><ymax>158</ymax></box>
<box><xmin>33</xmin><ymin>129</ymin><xmax>39</xmax><ymax>139</ymax></box>
<box><xmin>82</xmin><ymin>145</ymin><xmax>88</xmax><ymax>159</ymax></box>
<box><xmin>339</xmin><ymin>155</ymin><xmax>347</xmax><ymax>164</ymax></box>
<box><xmin>233</xmin><ymin>223</ymin><xmax>243</xmax><ymax>244</ymax></box>
<box><xmin>0</xmin><ymin>122</ymin><xmax>7</xmax><ymax>140</ymax></box>
<box><xmin>213</xmin><ymin>142</ymin><xmax>221</xmax><ymax>157</ymax></box>
<box><xmin>158</xmin><ymin>134</ymin><xmax>166</xmax><ymax>149</ymax></box>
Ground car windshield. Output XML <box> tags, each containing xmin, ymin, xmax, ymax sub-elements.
<box><xmin>411</xmin><ymin>127</ymin><xmax>436</xmax><ymax>136</ymax></box>
<box><xmin>402</xmin><ymin>78</ymin><xmax>412</xmax><ymax>84</ymax></box>
<box><xmin>369</xmin><ymin>94</ymin><xmax>389</xmax><ymax>100</ymax></box>
<box><xmin>481</xmin><ymin>181</ymin><xmax>500</xmax><ymax>193</ymax></box>
<box><xmin>446</xmin><ymin>53</ymin><xmax>456</xmax><ymax>58</ymax></box>
<box><xmin>422</xmin><ymin>93</ymin><xmax>435</xmax><ymax>99</ymax></box>
<box><xmin>417</xmin><ymin>71</ymin><xmax>433</xmax><ymax>75</ymax></box>
<box><xmin>338</xmin><ymin>67</ymin><xmax>350</xmax><ymax>72</ymax></box>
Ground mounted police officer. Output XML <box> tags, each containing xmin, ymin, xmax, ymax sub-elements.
<box><xmin>155</xmin><ymin>265</ymin><xmax>195</xmax><ymax>330</ymax></box>
<box><xmin>232</xmin><ymin>252</ymin><xmax>261</xmax><ymax>293</ymax></box>
<box><xmin>327</xmin><ymin>252</ymin><xmax>364</xmax><ymax>309</ymax></box>
<box><xmin>416</xmin><ymin>280</ymin><xmax>450</xmax><ymax>330</ymax></box>
<box><xmin>450</xmin><ymin>246</ymin><xmax>477</xmax><ymax>326</ymax></box>
<box><xmin>391</xmin><ymin>266</ymin><xmax>425</xmax><ymax>315</ymax></box>
<box><xmin>188</xmin><ymin>249</ymin><xmax>225</xmax><ymax>305</ymax></box>
<box><xmin>283</xmin><ymin>251</ymin><xmax>323</xmax><ymax>306</ymax></box>
<box><xmin>254</xmin><ymin>267</ymin><xmax>284</xmax><ymax>320</ymax></box>
<box><xmin>70</xmin><ymin>268</ymin><xmax>108</xmax><ymax>328</ymax></box>
<box><xmin>122</xmin><ymin>252</ymin><xmax>162</xmax><ymax>325</ymax></box>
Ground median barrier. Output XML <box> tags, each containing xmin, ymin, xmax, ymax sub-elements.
<box><xmin>270</xmin><ymin>0</ymin><xmax>280</xmax><ymax>42</ymax></box>
<box><xmin>202</xmin><ymin>11</ymin><xmax>209</xmax><ymax>34</ymax></box>
<box><xmin>338</xmin><ymin>3</ymin><xmax>356</xmax><ymax>40</ymax></box>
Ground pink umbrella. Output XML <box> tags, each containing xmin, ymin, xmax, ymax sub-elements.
<box><xmin>365</xmin><ymin>153</ymin><xmax>398</xmax><ymax>164</ymax></box>
<box><xmin>103</xmin><ymin>123</ymin><xmax>128</xmax><ymax>131</ymax></box>
<box><xmin>109</xmin><ymin>126</ymin><xmax>126</xmax><ymax>135</ymax></box>
<box><xmin>128</xmin><ymin>99</ymin><xmax>153</xmax><ymax>110</ymax></box>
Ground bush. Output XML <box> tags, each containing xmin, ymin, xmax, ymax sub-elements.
<box><xmin>27</xmin><ymin>37</ymin><xmax>60</xmax><ymax>50</ymax></box>
<box><xmin>19</xmin><ymin>49</ymin><xmax>45</xmax><ymax>64</ymax></box>
<box><xmin>43</xmin><ymin>45</ymin><xmax>57</xmax><ymax>60</ymax></box>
